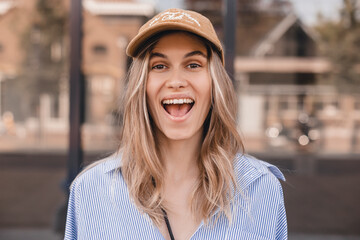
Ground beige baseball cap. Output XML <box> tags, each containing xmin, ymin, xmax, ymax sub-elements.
<box><xmin>126</xmin><ymin>8</ymin><xmax>224</xmax><ymax>63</ymax></box>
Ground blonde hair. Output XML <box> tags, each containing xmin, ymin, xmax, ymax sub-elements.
<box><xmin>120</xmin><ymin>31</ymin><xmax>244</xmax><ymax>225</ymax></box>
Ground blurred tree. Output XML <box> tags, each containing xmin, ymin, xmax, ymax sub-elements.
<box><xmin>17</xmin><ymin>0</ymin><xmax>68</xmax><ymax>118</ymax></box>
<box><xmin>315</xmin><ymin>0</ymin><xmax>360</xmax><ymax>93</ymax></box>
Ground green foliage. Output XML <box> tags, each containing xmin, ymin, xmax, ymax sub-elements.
<box><xmin>315</xmin><ymin>0</ymin><xmax>360</xmax><ymax>93</ymax></box>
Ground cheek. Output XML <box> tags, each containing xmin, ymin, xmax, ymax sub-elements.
<box><xmin>146</xmin><ymin>90</ymin><xmax>154</xmax><ymax>115</ymax></box>
<box><xmin>146</xmin><ymin>77</ymin><xmax>160</xmax><ymax>117</ymax></box>
<box><xmin>197</xmin><ymin>75</ymin><xmax>212</xmax><ymax>105</ymax></box>
<box><xmin>146</xmin><ymin>75</ymin><xmax>160</xmax><ymax>96</ymax></box>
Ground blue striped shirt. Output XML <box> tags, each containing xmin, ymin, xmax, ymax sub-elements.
<box><xmin>64</xmin><ymin>154</ymin><xmax>287</xmax><ymax>239</ymax></box>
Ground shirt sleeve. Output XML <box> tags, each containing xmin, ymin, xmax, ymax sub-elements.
<box><xmin>64</xmin><ymin>181</ymin><xmax>80</xmax><ymax>240</ymax></box>
<box><xmin>261</xmin><ymin>158</ymin><xmax>288</xmax><ymax>239</ymax></box>
<box><xmin>275</xmin><ymin>187</ymin><xmax>288</xmax><ymax>240</ymax></box>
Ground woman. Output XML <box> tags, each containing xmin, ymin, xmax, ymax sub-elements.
<box><xmin>65</xmin><ymin>8</ymin><xmax>287</xmax><ymax>240</ymax></box>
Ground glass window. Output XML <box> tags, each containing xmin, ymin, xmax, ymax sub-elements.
<box><xmin>92</xmin><ymin>44</ymin><xmax>107</xmax><ymax>55</ymax></box>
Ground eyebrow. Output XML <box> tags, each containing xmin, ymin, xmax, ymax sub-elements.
<box><xmin>150</xmin><ymin>52</ymin><xmax>167</xmax><ymax>59</ymax></box>
<box><xmin>184</xmin><ymin>50</ymin><xmax>207</xmax><ymax>59</ymax></box>
<box><xmin>149</xmin><ymin>50</ymin><xmax>207</xmax><ymax>60</ymax></box>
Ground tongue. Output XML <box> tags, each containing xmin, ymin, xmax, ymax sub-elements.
<box><xmin>165</xmin><ymin>104</ymin><xmax>191</xmax><ymax>117</ymax></box>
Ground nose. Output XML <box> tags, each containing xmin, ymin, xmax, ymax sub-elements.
<box><xmin>165</xmin><ymin>68</ymin><xmax>188</xmax><ymax>89</ymax></box>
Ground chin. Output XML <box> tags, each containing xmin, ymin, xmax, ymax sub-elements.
<box><xmin>160</xmin><ymin>127</ymin><xmax>202</xmax><ymax>142</ymax></box>
<box><xmin>164</xmin><ymin>130</ymin><xmax>193</xmax><ymax>141</ymax></box>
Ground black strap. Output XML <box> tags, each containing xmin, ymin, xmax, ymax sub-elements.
<box><xmin>161</xmin><ymin>208</ymin><xmax>175</xmax><ymax>240</ymax></box>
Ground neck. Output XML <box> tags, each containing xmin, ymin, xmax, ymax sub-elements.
<box><xmin>157</xmin><ymin>131</ymin><xmax>202</xmax><ymax>181</ymax></box>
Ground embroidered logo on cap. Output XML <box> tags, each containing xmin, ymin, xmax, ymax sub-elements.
<box><xmin>149</xmin><ymin>10</ymin><xmax>201</xmax><ymax>27</ymax></box>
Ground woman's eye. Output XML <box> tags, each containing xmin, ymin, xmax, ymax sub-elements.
<box><xmin>152</xmin><ymin>64</ymin><xmax>167</xmax><ymax>70</ymax></box>
<box><xmin>187</xmin><ymin>63</ymin><xmax>201</xmax><ymax>69</ymax></box>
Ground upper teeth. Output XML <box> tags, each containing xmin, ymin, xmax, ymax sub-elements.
<box><xmin>162</xmin><ymin>98</ymin><xmax>194</xmax><ymax>104</ymax></box>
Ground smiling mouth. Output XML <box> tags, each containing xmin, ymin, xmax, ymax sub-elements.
<box><xmin>162</xmin><ymin>98</ymin><xmax>195</xmax><ymax>117</ymax></box>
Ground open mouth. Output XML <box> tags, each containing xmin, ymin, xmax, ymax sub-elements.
<box><xmin>162</xmin><ymin>98</ymin><xmax>195</xmax><ymax>118</ymax></box>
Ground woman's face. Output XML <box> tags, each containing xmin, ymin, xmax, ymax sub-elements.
<box><xmin>146</xmin><ymin>32</ymin><xmax>212</xmax><ymax>142</ymax></box>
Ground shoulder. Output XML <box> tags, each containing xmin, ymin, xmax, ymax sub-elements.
<box><xmin>234</xmin><ymin>153</ymin><xmax>285</xmax><ymax>179</ymax></box>
<box><xmin>65</xmin><ymin>153</ymin><xmax>133</xmax><ymax>239</ymax></box>
<box><xmin>233</xmin><ymin>153</ymin><xmax>285</xmax><ymax>198</ymax></box>
<box><xmin>229</xmin><ymin>154</ymin><xmax>287</xmax><ymax>237</ymax></box>
<box><xmin>70</xmin><ymin>152</ymin><xmax>122</xmax><ymax>192</ymax></box>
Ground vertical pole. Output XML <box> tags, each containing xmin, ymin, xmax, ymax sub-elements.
<box><xmin>67</xmin><ymin>0</ymin><xmax>84</xmax><ymax>188</ymax></box>
<box><xmin>223</xmin><ymin>0</ymin><xmax>237</xmax><ymax>83</ymax></box>
<box><xmin>55</xmin><ymin>0</ymin><xmax>84</xmax><ymax>234</ymax></box>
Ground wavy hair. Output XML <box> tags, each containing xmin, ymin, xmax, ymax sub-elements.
<box><xmin>120</xmin><ymin>31</ymin><xmax>244</xmax><ymax>225</ymax></box>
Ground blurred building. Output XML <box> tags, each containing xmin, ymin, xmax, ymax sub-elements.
<box><xmin>186</xmin><ymin>0</ymin><xmax>360</xmax><ymax>153</ymax></box>
<box><xmin>0</xmin><ymin>0</ymin><xmax>155</xmax><ymax>151</ymax></box>
<box><xmin>0</xmin><ymin>0</ymin><xmax>359</xmax><ymax>153</ymax></box>
<box><xmin>82</xmin><ymin>0</ymin><xmax>154</xmax><ymax>124</ymax></box>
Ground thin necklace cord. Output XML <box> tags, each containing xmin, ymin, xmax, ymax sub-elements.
<box><xmin>161</xmin><ymin>208</ymin><xmax>175</xmax><ymax>240</ymax></box>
